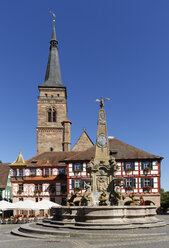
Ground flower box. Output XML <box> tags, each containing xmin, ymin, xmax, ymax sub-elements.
<box><xmin>125</xmin><ymin>185</ymin><xmax>133</xmax><ymax>191</ymax></box>
<box><xmin>143</xmin><ymin>167</ymin><xmax>150</xmax><ymax>174</ymax></box>
<box><xmin>143</xmin><ymin>186</ymin><xmax>152</xmax><ymax>192</ymax></box>
<box><xmin>17</xmin><ymin>189</ymin><xmax>23</xmax><ymax>195</ymax></box>
<box><xmin>125</xmin><ymin>168</ymin><xmax>133</xmax><ymax>173</ymax></box>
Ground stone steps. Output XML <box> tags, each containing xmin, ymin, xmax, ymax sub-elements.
<box><xmin>11</xmin><ymin>219</ymin><xmax>168</xmax><ymax>240</ymax></box>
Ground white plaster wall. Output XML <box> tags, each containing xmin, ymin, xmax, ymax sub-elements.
<box><xmin>52</xmin><ymin>168</ymin><xmax>58</xmax><ymax>175</ymax></box>
<box><xmin>25</xmin><ymin>169</ymin><xmax>29</xmax><ymax>176</ymax></box>
<box><xmin>43</xmin><ymin>183</ymin><xmax>49</xmax><ymax>196</ymax></box>
<box><xmin>37</xmin><ymin>168</ymin><xmax>42</xmax><ymax>176</ymax></box>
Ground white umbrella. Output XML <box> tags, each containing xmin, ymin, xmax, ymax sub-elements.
<box><xmin>12</xmin><ymin>200</ymin><xmax>39</xmax><ymax>210</ymax></box>
<box><xmin>0</xmin><ymin>200</ymin><xmax>13</xmax><ymax>211</ymax></box>
<box><xmin>35</xmin><ymin>199</ymin><xmax>61</xmax><ymax>210</ymax></box>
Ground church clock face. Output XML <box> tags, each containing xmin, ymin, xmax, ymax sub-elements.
<box><xmin>97</xmin><ymin>133</ymin><xmax>107</xmax><ymax>148</ymax></box>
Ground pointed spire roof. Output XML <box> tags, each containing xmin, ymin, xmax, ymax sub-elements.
<box><xmin>11</xmin><ymin>151</ymin><xmax>26</xmax><ymax>166</ymax></box>
<box><xmin>42</xmin><ymin>20</ymin><xmax>63</xmax><ymax>87</ymax></box>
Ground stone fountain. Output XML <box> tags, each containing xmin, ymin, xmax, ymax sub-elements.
<box><xmin>11</xmin><ymin>98</ymin><xmax>166</xmax><ymax>239</ymax></box>
<box><xmin>52</xmin><ymin>98</ymin><xmax>161</xmax><ymax>227</ymax></box>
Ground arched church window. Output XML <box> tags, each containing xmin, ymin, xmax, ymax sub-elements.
<box><xmin>48</xmin><ymin>108</ymin><xmax>52</xmax><ymax>122</ymax></box>
<box><xmin>47</xmin><ymin>107</ymin><xmax>56</xmax><ymax>122</ymax></box>
<box><xmin>53</xmin><ymin>109</ymin><xmax>56</xmax><ymax>122</ymax></box>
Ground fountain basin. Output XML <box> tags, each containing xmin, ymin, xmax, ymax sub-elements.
<box><xmin>52</xmin><ymin>205</ymin><xmax>158</xmax><ymax>224</ymax></box>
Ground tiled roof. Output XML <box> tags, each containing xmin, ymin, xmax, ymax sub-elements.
<box><xmin>65</xmin><ymin>138</ymin><xmax>162</xmax><ymax>161</ymax></box>
<box><xmin>25</xmin><ymin>138</ymin><xmax>162</xmax><ymax>166</ymax></box>
<box><xmin>0</xmin><ymin>164</ymin><xmax>10</xmax><ymax>189</ymax></box>
<box><xmin>25</xmin><ymin>151</ymin><xmax>78</xmax><ymax>167</ymax></box>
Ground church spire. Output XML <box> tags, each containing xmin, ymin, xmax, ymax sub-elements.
<box><xmin>42</xmin><ymin>20</ymin><xmax>63</xmax><ymax>87</ymax></box>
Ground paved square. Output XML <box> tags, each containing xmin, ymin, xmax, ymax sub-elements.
<box><xmin>0</xmin><ymin>215</ymin><xmax>169</xmax><ymax>248</ymax></box>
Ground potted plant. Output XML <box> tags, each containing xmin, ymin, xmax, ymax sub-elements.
<box><xmin>126</xmin><ymin>168</ymin><xmax>133</xmax><ymax>173</ymax></box>
<box><xmin>17</xmin><ymin>189</ymin><xmax>23</xmax><ymax>195</ymax></box>
<box><xmin>125</xmin><ymin>185</ymin><xmax>133</xmax><ymax>191</ymax></box>
<box><xmin>143</xmin><ymin>167</ymin><xmax>150</xmax><ymax>174</ymax></box>
<box><xmin>44</xmin><ymin>173</ymin><xmax>49</xmax><ymax>177</ymax></box>
<box><xmin>30</xmin><ymin>174</ymin><xmax>36</xmax><ymax>177</ymax></box>
<box><xmin>143</xmin><ymin>186</ymin><xmax>152</xmax><ymax>192</ymax></box>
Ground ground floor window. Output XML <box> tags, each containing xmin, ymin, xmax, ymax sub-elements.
<box><xmin>71</xmin><ymin>179</ymin><xmax>84</xmax><ymax>189</ymax></box>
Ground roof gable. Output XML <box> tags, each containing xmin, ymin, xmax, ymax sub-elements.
<box><xmin>72</xmin><ymin>131</ymin><xmax>94</xmax><ymax>151</ymax></box>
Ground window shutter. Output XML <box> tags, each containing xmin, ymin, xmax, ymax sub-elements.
<box><xmin>150</xmin><ymin>161</ymin><xmax>153</xmax><ymax>170</ymax></box>
<box><xmin>141</xmin><ymin>178</ymin><xmax>144</xmax><ymax>188</ymax></box>
<box><xmin>132</xmin><ymin>162</ymin><xmax>135</xmax><ymax>171</ymax></box>
<box><xmin>72</xmin><ymin>164</ymin><xmax>75</xmax><ymax>172</ymax></box>
<box><xmin>123</xmin><ymin>179</ymin><xmax>126</xmax><ymax>188</ymax></box>
<box><xmin>150</xmin><ymin>178</ymin><xmax>154</xmax><ymax>188</ymax></box>
<box><xmin>80</xmin><ymin>180</ymin><xmax>84</xmax><ymax>189</ymax></box>
<box><xmin>132</xmin><ymin>178</ymin><xmax>136</xmax><ymax>188</ymax></box>
<box><xmin>141</xmin><ymin>162</ymin><xmax>144</xmax><ymax>170</ymax></box>
<box><xmin>80</xmin><ymin>164</ymin><xmax>83</xmax><ymax>171</ymax></box>
<box><xmin>72</xmin><ymin>179</ymin><xmax>74</xmax><ymax>189</ymax></box>
<box><xmin>123</xmin><ymin>162</ymin><xmax>126</xmax><ymax>171</ymax></box>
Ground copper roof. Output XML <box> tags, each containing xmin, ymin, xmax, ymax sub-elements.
<box><xmin>11</xmin><ymin>151</ymin><xmax>26</xmax><ymax>166</ymax></box>
<box><xmin>0</xmin><ymin>164</ymin><xmax>10</xmax><ymax>189</ymax></box>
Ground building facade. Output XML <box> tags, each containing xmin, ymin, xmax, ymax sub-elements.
<box><xmin>0</xmin><ymin>163</ymin><xmax>12</xmax><ymax>202</ymax></box>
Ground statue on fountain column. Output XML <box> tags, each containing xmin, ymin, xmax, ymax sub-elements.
<box><xmin>81</xmin><ymin>182</ymin><xmax>93</xmax><ymax>206</ymax></box>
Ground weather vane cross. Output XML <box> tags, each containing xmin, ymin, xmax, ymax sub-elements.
<box><xmin>50</xmin><ymin>10</ymin><xmax>56</xmax><ymax>23</ymax></box>
<box><xmin>95</xmin><ymin>97</ymin><xmax>110</xmax><ymax>109</ymax></box>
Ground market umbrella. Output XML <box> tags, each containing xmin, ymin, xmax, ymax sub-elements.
<box><xmin>0</xmin><ymin>200</ymin><xmax>13</xmax><ymax>220</ymax></box>
<box><xmin>35</xmin><ymin>199</ymin><xmax>61</xmax><ymax>210</ymax></box>
<box><xmin>0</xmin><ymin>200</ymin><xmax>13</xmax><ymax>211</ymax></box>
<box><xmin>12</xmin><ymin>199</ymin><xmax>39</xmax><ymax>210</ymax></box>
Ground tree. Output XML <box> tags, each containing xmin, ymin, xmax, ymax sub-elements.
<box><xmin>160</xmin><ymin>188</ymin><xmax>169</xmax><ymax>212</ymax></box>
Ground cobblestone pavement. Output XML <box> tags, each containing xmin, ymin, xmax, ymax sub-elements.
<box><xmin>0</xmin><ymin>215</ymin><xmax>169</xmax><ymax>248</ymax></box>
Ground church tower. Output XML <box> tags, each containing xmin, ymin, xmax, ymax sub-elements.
<box><xmin>37</xmin><ymin>20</ymin><xmax>71</xmax><ymax>154</ymax></box>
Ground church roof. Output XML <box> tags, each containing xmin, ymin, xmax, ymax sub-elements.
<box><xmin>65</xmin><ymin>138</ymin><xmax>162</xmax><ymax>161</ymax></box>
<box><xmin>0</xmin><ymin>164</ymin><xmax>10</xmax><ymax>189</ymax></box>
<box><xmin>11</xmin><ymin>152</ymin><xmax>26</xmax><ymax>166</ymax></box>
<box><xmin>72</xmin><ymin>130</ymin><xmax>94</xmax><ymax>151</ymax></box>
<box><xmin>41</xmin><ymin>21</ymin><xmax>63</xmax><ymax>88</ymax></box>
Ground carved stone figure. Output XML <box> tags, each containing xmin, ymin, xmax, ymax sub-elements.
<box><xmin>97</xmin><ymin>177</ymin><xmax>108</xmax><ymax>191</ymax></box>
<box><xmin>98</xmin><ymin>191</ymin><xmax>107</xmax><ymax>206</ymax></box>
<box><xmin>99</xmin><ymin>112</ymin><xmax>106</xmax><ymax>125</ymax></box>
<box><xmin>81</xmin><ymin>183</ymin><xmax>93</xmax><ymax>206</ymax></box>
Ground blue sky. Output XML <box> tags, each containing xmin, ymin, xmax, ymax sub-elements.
<box><xmin>0</xmin><ymin>1</ymin><xmax>169</xmax><ymax>190</ymax></box>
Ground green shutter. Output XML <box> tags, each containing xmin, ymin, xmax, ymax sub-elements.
<box><xmin>150</xmin><ymin>178</ymin><xmax>154</xmax><ymax>188</ymax></box>
<box><xmin>123</xmin><ymin>179</ymin><xmax>126</xmax><ymax>188</ymax></box>
<box><xmin>72</xmin><ymin>179</ymin><xmax>74</xmax><ymax>189</ymax></box>
<box><xmin>150</xmin><ymin>161</ymin><xmax>153</xmax><ymax>170</ymax></box>
<box><xmin>141</xmin><ymin>178</ymin><xmax>144</xmax><ymax>188</ymax></box>
<box><xmin>80</xmin><ymin>180</ymin><xmax>84</xmax><ymax>189</ymax></box>
<box><xmin>141</xmin><ymin>162</ymin><xmax>144</xmax><ymax>170</ymax></box>
<box><xmin>80</xmin><ymin>164</ymin><xmax>83</xmax><ymax>171</ymax></box>
<box><xmin>132</xmin><ymin>178</ymin><xmax>136</xmax><ymax>188</ymax></box>
<box><xmin>72</xmin><ymin>164</ymin><xmax>75</xmax><ymax>172</ymax></box>
<box><xmin>132</xmin><ymin>162</ymin><xmax>135</xmax><ymax>171</ymax></box>
<box><xmin>123</xmin><ymin>162</ymin><xmax>126</xmax><ymax>171</ymax></box>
